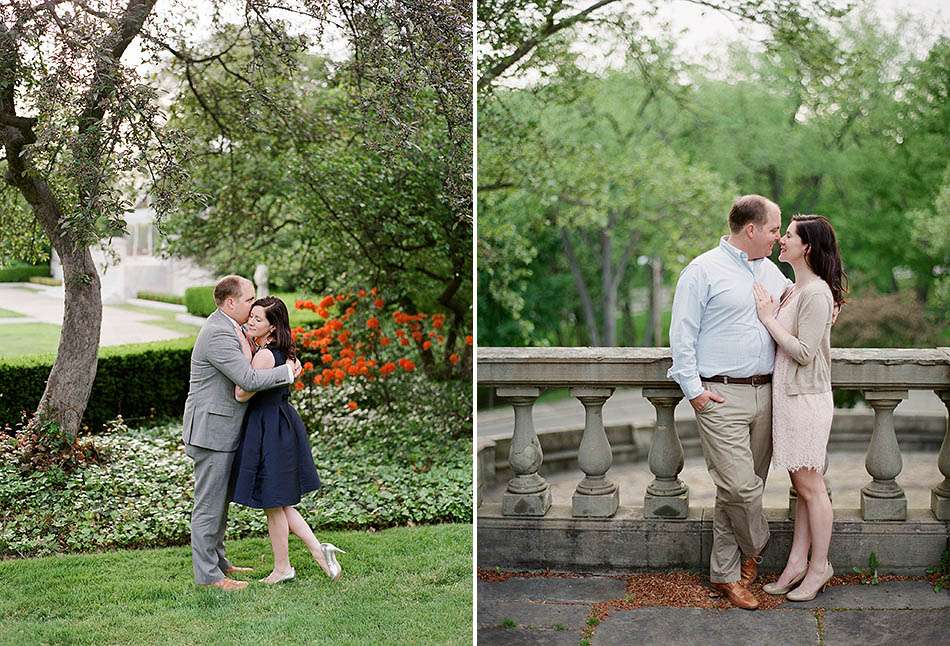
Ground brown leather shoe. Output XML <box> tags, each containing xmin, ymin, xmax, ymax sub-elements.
<box><xmin>711</xmin><ymin>581</ymin><xmax>759</xmax><ymax>610</ymax></box>
<box><xmin>740</xmin><ymin>556</ymin><xmax>759</xmax><ymax>587</ymax></box>
<box><xmin>201</xmin><ymin>577</ymin><xmax>248</xmax><ymax>591</ymax></box>
<box><xmin>224</xmin><ymin>565</ymin><xmax>254</xmax><ymax>575</ymax></box>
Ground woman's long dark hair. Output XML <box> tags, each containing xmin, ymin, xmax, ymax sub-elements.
<box><xmin>252</xmin><ymin>297</ymin><xmax>297</xmax><ymax>362</ymax></box>
<box><xmin>792</xmin><ymin>215</ymin><xmax>848</xmax><ymax>309</ymax></box>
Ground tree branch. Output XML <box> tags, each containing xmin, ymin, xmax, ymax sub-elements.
<box><xmin>478</xmin><ymin>0</ymin><xmax>619</xmax><ymax>91</ymax></box>
<box><xmin>77</xmin><ymin>0</ymin><xmax>158</xmax><ymax>136</ymax></box>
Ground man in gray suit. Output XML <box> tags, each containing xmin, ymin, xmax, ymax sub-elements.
<box><xmin>182</xmin><ymin>275</ymin><xmax>301</xmax><ymax>590</ymax></box>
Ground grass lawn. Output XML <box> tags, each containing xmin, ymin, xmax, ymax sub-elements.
<box><xmin>0</xmin><ymin>308</ymin><xmax>23</xmax><ymax>318</ymax></box>
<box><xmin>0</xmin><ymin>322</ymin><xmax>61</xmax><ymax>357</ymax></box>
<box><xmin>0</xmin><ymin>524</ymin><xmax>472</xmax><ymax>645</ymax></box>
<box><xmin>115</xmin><ymin>304</ymin><xmax>203</xmax><ymax>336</ymax></box>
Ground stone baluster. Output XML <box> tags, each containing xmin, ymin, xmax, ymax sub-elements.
<box><xmin>860</xmin><ymin>390</ymin><xmax>908</xmax><ymax>520</ymax></box>
<box><xmin>787</xmin><ymin>454</ymin><xmax>832</xmax><ymax>520</ymax></box>
<box><xmin>570</xmin><ymin>387</ymin><xmax>619</xmax><ymax>518</ymax></box>
<box><xmin>931</xmin><ymin>390</ymin><xmax>950</xmax><ymax>520</ymax></box>
<box><xmin>642</xmin><ymin>388</ymin><xmax>689</xmax><ymax>519</ymax></box>
<box><xmin>498</xmin><ymin>387</ymin><xmax>552</xmax><ymax>517</ymax></box>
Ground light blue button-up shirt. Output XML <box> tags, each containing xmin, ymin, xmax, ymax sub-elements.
<box><xmin>667</xmin><ymin>236</ymin><xmax>793</xmax><ymax>400</ymax></box>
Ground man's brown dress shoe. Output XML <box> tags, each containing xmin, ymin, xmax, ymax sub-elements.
<box><xmin>740</xmin><ymin>556</ymin><xmax>760</xmax><ymax>587</ymax></box>
<box><xmin>711</xmin><ymin>581</ymin><xmax>759</xmax><ymax>610</ymax></box>
<box><xmin>202</xmin><ymin>577</ymin><xmax>248</xmax><ymax>591</ymax></box>
<box><xmin>224</xmin><ymin>565</ymin><xmax>254</xmax><ymax>575</ymax></box>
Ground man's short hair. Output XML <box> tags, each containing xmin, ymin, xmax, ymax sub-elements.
<box><xmin>728</xmin><ymin>195</ymin><xmax>778</xmax><ymax>233</ymax></box>
<box><xmin>213</xmin><ymin>275</ymin><xmax>247</xmax><ymax>306</ymax></box>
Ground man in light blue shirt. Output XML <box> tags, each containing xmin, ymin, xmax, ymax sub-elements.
<box><xmin>668</xmin><ymin>194</ymin><xmax>791</xmax><ymax>610</ymax></box>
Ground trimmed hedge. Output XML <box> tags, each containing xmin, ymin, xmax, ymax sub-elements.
<box><xmin>0</xmin><ymin>264</ymin><xmax>48</xmax><ymax>282</ymax></box>
<box><xmin>0</xmin><ymin>337</ymin><xmax>195</xmax><ymax>432</ymax></box>
<box><xmin>136</xmin><ymin>291</ymin><xmax>184</xmax><ymax>305</ymax></box>
<box><xmin>184</xmin><ymin>285</ymin><xmax>216</xmax><ymax>317</ymax></box>
<box><xmin>28</xmin><ymin>276</ymin><xmax>62</xmax><ymax>286</ymax></box>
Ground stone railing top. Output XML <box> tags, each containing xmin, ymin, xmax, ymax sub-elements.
<box><xmin>477</xmin><ymin>347</ymin><xmax>950</xmax><ymax>391</ymax></box>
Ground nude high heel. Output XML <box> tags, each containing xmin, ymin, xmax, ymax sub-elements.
<box><xmin>786</xmin><ymin>562</ymin><xmax>834</xmax><ymax>601</ymax></box>
<box><xmin>322</xmin><ymin>543</ymin><xmax>346</xmax><ymax>581</ymax></box>
<box><xmin>762</xmin><ymin>568</ymin><xmax>807</xmax><ymax>595</ymax></box>
<box><xmin>260</xmin><ymin>567</ymin><xmax>295</xmax><ymax>584</ymax></box>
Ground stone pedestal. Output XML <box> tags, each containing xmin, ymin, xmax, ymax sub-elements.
<box><xmin>498</xmin><ymin>387</ymin><xmax>552</xmax><ymax>517</ymax></box>
<box><xmin>643</xmin><ymin>388</ymin><xmax>689</xmax><ymax>519</ymax></box>
<box><xmin>931</xmin><ymin>390</ymin><xmax>950</xmax><ymax>520</ymax></box>
<box><xmin>571</xmin><ymin>387</ymin><xmax>619</xmax><ymax>518</ymax></box>
<box><xmin>860</xmin><ymin>390</ymin><xmax>907</xmax><ymax>521</ymax></box>
<box><xmin>572</xmin><ymin>489</ymin><xmax>621</xmax><ymax>518</ymax></box>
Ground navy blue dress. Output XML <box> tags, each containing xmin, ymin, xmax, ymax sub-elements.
<box><xmin>230</xmin><ymin>347</ymin><xmax>321</xmax><ymax>509</ymax></box>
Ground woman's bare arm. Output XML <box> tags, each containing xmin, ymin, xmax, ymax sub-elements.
<box><xmin>235</xmin><ymin>348</ymin><xmax>276</xmax><ymax>401</ymax></box>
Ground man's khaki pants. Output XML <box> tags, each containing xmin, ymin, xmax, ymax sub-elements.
<box><xmin>694</xmin><ymin>381</ymin><xmax>772</xmax><ymax>583</ymax></box>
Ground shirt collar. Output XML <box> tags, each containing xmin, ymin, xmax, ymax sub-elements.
<box><xmin>719</xmin><ymin>236</ymin><xmax>763</xmax><ymax>272</ymax></box>
<box><xmin>719</xmin><ymin>236</ymin><xmax>749</xmax><ymax>261</ymax></box>
<box><xmin>217</xmin><ymin>308</ymin><xmax>242</xmax><ymax>330</ymax></box>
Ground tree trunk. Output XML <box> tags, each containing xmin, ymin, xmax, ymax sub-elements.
<box><xmin>8</xmin><ymin>172</ymin><xmax>102</xmax><ymax>438</ymax></box>
<box><xmin>601</xmin><ymin>227</ymin><xmax>617</xmax><ymax>346</ymax></box>
<box><xmin>35</xmin><ymin>245</ymin><xmax>102</xmax><ymax>436</ymax></box>
<box><xmin>620</xmin><ymin>289</ymin><xmax>637</xmax><ymax>346</ymax></box>
<box><xmin>561</xmin><ymin>228</ymin><xmax>601</xmax><ymax>346</ymax></box>
<box><xmin>651</xmin><ymin>256</ymin><xmax>664</xmax><ymax>347</ymax></box>
<box><xmin>644</xmin><ymin>285</ymin><xmax>654</xmax><ymax>347</ymax></box>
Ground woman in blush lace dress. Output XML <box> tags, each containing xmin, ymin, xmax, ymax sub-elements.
<box><xmin>752</xmin><ymin>215</ymin><xmax>847</xmax><ymax>602</ymax></box>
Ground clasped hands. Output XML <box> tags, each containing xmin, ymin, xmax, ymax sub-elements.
<box><xmin>241</xmin><ymin>329</ymin><xmax>302</xmax><ymax>378</ymax></box>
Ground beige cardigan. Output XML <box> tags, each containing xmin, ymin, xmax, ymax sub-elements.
<box><xmin>770</xmin><ymin>279</ymin><xmax>834</xmax><ymax>395</ymax></box>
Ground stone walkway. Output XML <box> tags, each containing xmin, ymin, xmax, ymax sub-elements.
<box><xmin>0</xmin><ymin>283</ymin><xmax>194</xmax><ymax>346</ymax></box>
<box><xmin>477</xmin><ymin>574</ymin><xmax>950</xmax><ymax>645</ymax></box>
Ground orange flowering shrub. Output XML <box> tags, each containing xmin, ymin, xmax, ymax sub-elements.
<box><xmin>290</xmin><ymin>288</ymin><xmax>469</xmax><ymax>409</ymax></box>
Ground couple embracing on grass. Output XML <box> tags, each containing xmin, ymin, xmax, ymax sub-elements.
<box><xmin>181</xmin><ymin>275</ymin><xmax>345</xmax><ymax>591</ymax></box>
<box><xmin>669</xmin><ymin>195</ymin><xmax>847</xmax><ymax>609</ymax></box>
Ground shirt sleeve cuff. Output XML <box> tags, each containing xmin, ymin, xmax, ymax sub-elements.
<box><xmin>286</xmin><ymin>364</ymin><xmax>294</xmax><ymax>383</ymax></box>
<box><xmin>683</xmin><ymin>379</ymin><xmax>705</xmax><ymax>400</ymax></box>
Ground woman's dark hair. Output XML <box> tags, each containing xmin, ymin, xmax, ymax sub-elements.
<box><xmin>792</xmin><ymin>215</ymin><xmax>848</xmax><ymax>309</ymax></box>
<box><xmin>252</xmin><ymin>297</ymin><xmax>296</xmax><ymax>362</ymax></box>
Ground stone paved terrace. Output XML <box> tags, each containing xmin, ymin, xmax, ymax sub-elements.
<box><xmin>477</xmin><ymin>573</ymin><xmax>950</xmax><ymax>645</ymax></box>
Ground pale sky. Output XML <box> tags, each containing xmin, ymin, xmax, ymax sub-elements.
<box><xmin>548</xmin><ymin>0</ymin><xmax>950</xmax><ymax>82</ymax></box>
<box><xmin>124</xmin><ymin>0</ymin><xmax>351</xmax><ymax>70</ymax></box>
<box><xmin>655</xmin><ymin>0</ymin><xmax>949</xmax><ymax>62</ymax></box>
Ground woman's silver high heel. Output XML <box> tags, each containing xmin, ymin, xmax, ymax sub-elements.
<box><xmin>762</xmin><ymin>567</ymin><xmax>807</xmax><ymax>595</ymax></box>
<box><xmin>322</xmin><ymin>543</ymin><xmax>346</xmax><ymax>581</ymax></box>
<box><xmin>786</xmin><ymin>562</ymin><xmax>834</xmax><ymax>601</ymax></box>
<box><xmin>260</xmin><ymin>567</ymin><xmax>296</xmax><ymax>584</ymax></box>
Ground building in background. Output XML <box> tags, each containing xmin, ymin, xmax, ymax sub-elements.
<box><xmin>50</xmin><ymin>197</ymin><xmax>214</xmax><ymax>304</ymax></box>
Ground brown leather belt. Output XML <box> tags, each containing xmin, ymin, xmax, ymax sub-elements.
<box><xmin>703</xmin><ymin>374</ymin><xmax>772</xmax><ymax>386</ymax></box>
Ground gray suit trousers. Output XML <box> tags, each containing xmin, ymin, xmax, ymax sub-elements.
<box><xmin>185</xmin><ymin>443</ymin><xmax>236</xmax><ymax>584</ymax></box>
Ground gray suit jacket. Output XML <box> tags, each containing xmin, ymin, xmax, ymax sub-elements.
<box><xmin>182</xmin><ymin>309</ymin><xmax>293</xmax><ymax>451</ymax></box>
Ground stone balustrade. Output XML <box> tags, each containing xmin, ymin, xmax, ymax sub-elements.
<box><xmin>479</xmin><ymin>347</ymin><xmax>950</xmax><ymax>523</ymax></box>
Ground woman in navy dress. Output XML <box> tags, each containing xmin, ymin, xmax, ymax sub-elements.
<box><xmin>230</xmin><ymin>297</ymin><xmax>344</xmax><ymax>584</ymax></box>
